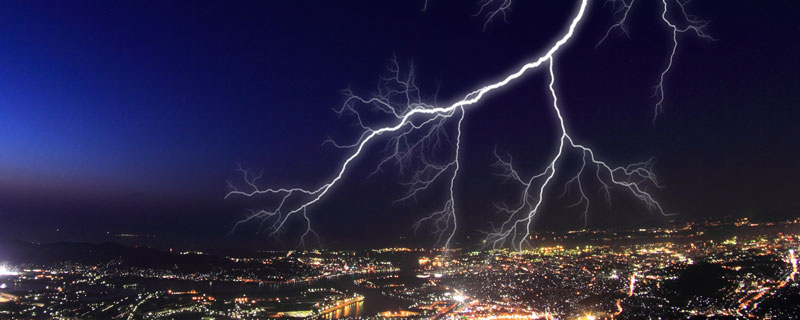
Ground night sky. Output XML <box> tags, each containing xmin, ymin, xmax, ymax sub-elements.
<box><xmin>1</xmin><ymin>1</ymin><xmax>798</xmax><ymax>249</ymax></box>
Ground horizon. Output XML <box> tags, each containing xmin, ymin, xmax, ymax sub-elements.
<box><xmin>1</xmin><ymin>2</ymin><xmax>800</xmax><ymax>318</ymax></box>
<box><xmin>0</xmin><ymin>1</ymin><xmax>798</xmax><ymax>249</ymax></box>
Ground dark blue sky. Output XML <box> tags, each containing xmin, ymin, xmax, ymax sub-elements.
<box><xmin>1</xmin><ymin>0</ymin><xmax>798</xmax><ymax>249</ymax></box>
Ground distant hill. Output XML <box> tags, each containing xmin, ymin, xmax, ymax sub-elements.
<box><xmin>0</xmin><ymin>238</ymin><xmax>233</xmax><ymax>272</ymax></box>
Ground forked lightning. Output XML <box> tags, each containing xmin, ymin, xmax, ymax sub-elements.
<box><xmin>227</xmin><ymin>0</ymin><xmax>712</xmax><ymax>248</ymax></box>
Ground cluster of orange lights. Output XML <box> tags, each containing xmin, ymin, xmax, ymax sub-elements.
<box><xmin>191</xmin><ymin>295</ymin><xmax>215</xmax><ymax>302</ymax></box>
<box><xmin>379</xmin><ymin>310</ymin><xmax>420</xmax><ymax>317</ymax></box>
<box><xmin>234</xmin><ymin>296</ymin><xmax>254</xmax><ymax>304</ymax></box>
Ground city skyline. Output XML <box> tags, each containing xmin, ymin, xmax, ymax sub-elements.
<box><xmin>4</xmin><ymin>2</ymin><xmax>800</xmax><ymax>318</ymax></box>
<box><xmin>1</xmin><ymin>216</ymin><xmax>799</xmax><ymax>318</ymax></box>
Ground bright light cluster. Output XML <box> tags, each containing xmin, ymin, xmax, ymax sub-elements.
<box><xmin>0</xmin><ymin>263</ymin><xmax>19</xmax><ymax>277</ymax></box>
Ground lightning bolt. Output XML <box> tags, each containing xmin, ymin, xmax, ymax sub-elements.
<box><xmin>227</xmin><ymin>0</ymin><xmax>709</xmax><ymax>248</ymax></box>
<box><xmin>596</xmin><ymin>0</ymin><xmax>636</xmax><ymax>48</ymax></box>
<box><xmin>477</xmin><ymin>0</ymin><xmax>514</xmax><ymax>30</ymax></box>
<box><xmin>653</xmin><ymin>0</ymin><xmax>715</xmax><ymax>122</ymax></box>
<box><xmin>485</xmin><ymin>58</ymin><xmax>669</xmax><ymax>250</ymax></box>
<box><xmin>595</xmin><ymin>0</ymin><xmax>714</xmax><ymax>122</ymax></box>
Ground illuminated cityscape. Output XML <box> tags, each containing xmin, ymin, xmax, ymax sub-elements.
<box><xmin>2</xmin><ymin>217</ymin><xmax>799</xmax><ymax>319</ymax></box>
<box><xmin>1</xmin><ymin>0</ymin><xmax>798</xmax><ymax>319</ymax></box>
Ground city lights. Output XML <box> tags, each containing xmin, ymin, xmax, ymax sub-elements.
<box><xmin>0</xmin><ymin>0</ymin><xmax>796</xmax><ymax>319</ymax></box>
<box><xmin>0</xmin><ymin>217</ymin><xmax>799</xmax><ymax>318</ymax></box>
<box><xmin>0</xmin><ymin>264</ymin><xmax>18</xmax><ymax>277</ymax></box>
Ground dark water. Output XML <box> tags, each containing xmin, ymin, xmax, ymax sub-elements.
<box><xmin>319</xmin><ymin>276</ymin><xmax>411</xmax><ymax>316</ymax></box>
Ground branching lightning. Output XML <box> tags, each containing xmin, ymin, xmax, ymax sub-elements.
<box><xmin>227</xmin><ymin>0</ymin><xmax>711</xmax><ymax>248</ymax></box>
<box><xmin>653</xmin><ymin>0</ymin><xmax>715</xmax><ymax>122</ymax></box>
<box><xmin>596</xmin><ymin>0</ymin><xmax>715</xmax><ymax>122</ymax></box>
<box><xmin>477</xmin><ymin>0</ymin><xmax>514</xmax><ymax>30</ymax></box>
<box><xmin>596</xmin><ymin>0</ymin><xmax>636</xmax><ymax>48</ymax></box>
<box><xmin>485</xmin><ymin>58</ymin><xmax>669</xmax><ymax>250</ymax></box>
